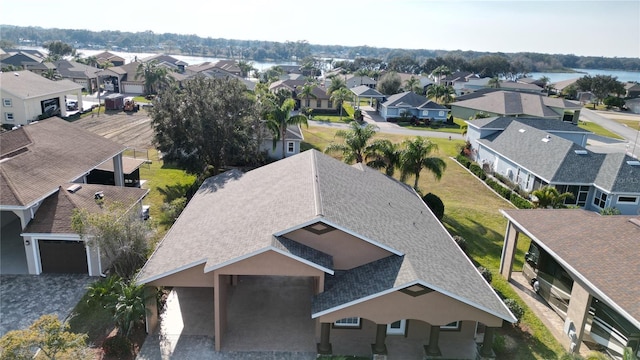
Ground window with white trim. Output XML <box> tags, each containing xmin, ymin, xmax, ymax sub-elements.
<box><xmin>334</xmin><ymin>317</ymin><xmax>360</xmax><ymax>328</ymax></box>
<box><xmin>3</xmin><ymin>99</ymin><xmax>12</xmax><ymax>107</ymax></box>
<box><xmin>593</xmin><ymin>190</ymin><xmax>607</xmax><ymax>209</ymax></box>
<box><xmin>439</xmin><ymin>110</ymin><xmax>445</xmax><ymax>117</ymax></box>
<box><xmin>286</xmin><ymin>141</ymin><xmax>295</xmax><ymax>154</ymax></box>
<box><xmin>617</xmin><ymin>195</ymin><xmax>638</xmax><ymax>204</ymax></box>
<box><xmin>5</xmin><ymin>113</ymin><xmax>14</xmax><ymax>122</ymax></box>
<box><xmin>305</xmin><ymin>99</ymin><xmax>310</xmax><ymax>107</ymax></box>
<box><xmin>440</xmin><ymin>321</ymin><xmax>460</xmax><ymax>330</ymax></box>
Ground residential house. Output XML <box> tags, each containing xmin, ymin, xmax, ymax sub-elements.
<box><xmin>211</xmin><ymin>60</ymin><xmax>242</xmax><ymax>77</ymax></box>
<box><xmin>499</xmin><ymin>209</ymin><xmax>640</xmax><ymax>359</ymax></box>
<box><xmin>396</xmin><ymin>73</ymin><xmax>433</xmax><ymax>93</ymax></box>
<box><xmin>454</xmin><ymin>77</ymin><xmax>491</xmax><ymax>96</ymax></box>
<box><xmin>350</xmin><ymin>85</ymin><xmax>385</xmax><ymax>108</ymax></box>
<box><xmin>53</xmin><ymin>60</ymin><xmax>102</xmax><ymax>93</ymax></box>
<box><xmin>1</xmin><ymin>70</ymin><xmax>83</xmax><ymax>126</ymax></box>
<box><xmin>93</xmin><ymin>51</ymin><xmax>125</xmax><ymax>67</ymax></box>
<box><xmin>624</xmin><ymin>82</ymin><xmax>640</xmax><ymax>98</ymax></box>
<box><xmin>136</xmin><ymin>150</ymin><xmax>515</xmax><ymax>358</ymax></box>
<box><xmin>451</xmin><ymin>90</ymin><xmax>582</xmax><ymax>123</ymax></box>
<box><xmin>269</xmin><ymin>79</ymin><xmax>336</xmax><ymax>112</ymax></box>
<box><xmin>551</xmin><ymin>78</ymin><xmax>581</xmax><ymax>98</ymax></box>
<box><xmin>99</xmin><ymin>61</ymin><xmax>187</xmax><ymax>95</ymax></box>
<box><xmin>0</xmin><ymin>118</ymin><xmax>148</xmax><ymax>276</ymax></box>
<box><xmin>346</xmin><ymin>75</ymin><xmax>376</xmax><ymax>89</ymax></box>
<box><xmin>0</xmin><ymin>50</ymin><xmax>46</xmax><ymax>70</ymax></box>
<box><xmin>259</xmin><ymin>124</ymin><xmax>304</xmax><ymax>160</ymax></box>
<box><xmin>141</xmin><ymin>54</ymin><xmax>188</xmax><ymax>73</ymax></box>
<box><xmin>466</xmin><ymin>117</ymin><xmax>640</xmax><ymax>215</ymax></box>
<box><xmin>497</xmin><ymin>80</ymin><xmax>544</xmax><ymax>94</ymax></box>
<box><xmin>379</xmin><ymin>91</ymin><xmax>449</xmax><ymax>122</ymax></box>
<box><xmin>440</xmin><ymin>71</ymin><xmax>477</xmax><ymax>86</ymax></box>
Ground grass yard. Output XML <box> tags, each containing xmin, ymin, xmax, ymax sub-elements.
<box><xmin>302</xmin><ymin>125</ymin><xmax>565</xmax><ymax>360</ymax></box>
<box><xmin>612</xmin><ymin>118</ymin><xmax>640</xmax><ymax>130</ymax></box>
<box><xmin>578</xmin><ymin>120</ymin><xmax>625</xmax><ymax>139</ymax></box>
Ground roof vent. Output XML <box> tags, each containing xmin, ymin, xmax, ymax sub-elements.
<box><xmin>519</xmin><ymin>129</ymin><xmax>526</xmax><ymax>133</ymax></box>
<box><xmin>574</xmin><ymin>150</ymin><xmax>588</xmax><ymax>155</ymax></box>
<box><xmin>14</xmin><ymin>72</ymin><xmax>19</xmax><ymax>76</ymax></box>
<box><xmin>627</xmin><ymin>160</ymin><xmax>640</xmax><ymax>166</ymax></box>
<box><xmin>541</xmin><ymin>137</ymin><xmax>550</xmax><ymax>143</ymax></box>
<box><xmin>66</xmin><ymin>184</ymin><xmax>82</xmax><ymax>193</ymax></box>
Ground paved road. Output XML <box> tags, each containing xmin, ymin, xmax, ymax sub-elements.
<box><xmin>580</xmin><ymin>108</ymin><xmax>640</xmax><ymax>158</ymax></box>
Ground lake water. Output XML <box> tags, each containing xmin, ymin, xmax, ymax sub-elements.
<box><xmin>527</xmin><ymin>69</ymin><xmax>640</xmax><ymax>83</ymax></box>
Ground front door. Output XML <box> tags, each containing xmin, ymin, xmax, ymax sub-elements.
<box><xmin>387</xmin><ymin>319</ymin><xmax>406</xmax><ymax>335</ymax></box>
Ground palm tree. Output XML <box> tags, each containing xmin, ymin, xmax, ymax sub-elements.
<box><xmin>299</xmin><ymin>81</ymin><xmax>317</xmax><ymax>113</ymax></box>
<box><xmin>330</xmin><ymin>88</ymin><xmax>351</xmax><ymax>120</ymax></box>
<box><xmin>325</xmin><ymin>122</ymin><xmax>378</xmax><ymax>163</ymax></box>
<box><xmin>41</xmin><ymin>68</ymin><xmax>60</xmax><ymax>80</ymax></box>
<box><xmin>531</xmin><ymin>186</ymin><xmax>574</xmax><ymax>208</ymax></box>
<box><xmin>365</xmin><ymin>139</ymin><xmax>400</xmax><ymax>176</ymax></box>
<box><xmin>399</xmin><ymin>137</ymin><xmax>446</xmax><ymax>191</ymax></box>
<box><xmin>327</xmin><ymin>75</ymin><xmax>346</xmax><ymax>95</ymax></box>
<box><xmin>431</xmin><ymin>65</ymin><xmax>451</xmax><ymax>84</ymax></box>
<box><xmin>426</xmin><ymin>84</ymin><xmax>454</xmax><ymax>104</ymax></box>
<box><xmin>265</xmin><ymin>98</ymin><xmax>308</xmax><ymax>159</ymax></box>
<box><xmin>136</xmin><ymin>60</ymin><xmax>170</xmax><ymax>95</ymax></box>
<box><xmin>404</xmin><ymin>76</ymin><xmax>421</xmax><ymax>93</ymax></box>
<box><xmin>237</xmin><ymin>60</ymin><xmax>255</xmax><ymax>78</ymax></box>
<box><xmin>488</xmin><ymin>76</ymin><xmax>501</xmax><ymax>89</ymax></box>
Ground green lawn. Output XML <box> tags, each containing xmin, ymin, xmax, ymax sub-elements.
<box><xmin>612</xmin><ymin>118</ymin><xmax>640</xmax><ymax>130</ymax></box>
<box><xmin>302</xmin><ymin>125</ymin><xmax>565</xmax><ymax>360</ymax></box>
<box><xmin>578</xmin><ymin>120</ymin><xmax>625</xmax><ymax>139</ymax></box>
<box><xmin>397</xmin><ymin>117</ymin><xmax>467</xmax><ymax>134</ymax></box>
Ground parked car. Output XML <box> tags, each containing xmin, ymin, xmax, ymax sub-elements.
<box><xmin>66</xmin><ymin>100</ymin><xmax>78</xmax><ymax>111</ymax></box>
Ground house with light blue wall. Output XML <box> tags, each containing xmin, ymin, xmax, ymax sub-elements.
<box><xmin>379</xmin><ymin>91</ymin><xmax>449</xmax><ymax>122</ymax></box>
<box><xmin>466</xmin><ymin>117</ymin><xmax>640</xmax><ymax>215</ymax></box>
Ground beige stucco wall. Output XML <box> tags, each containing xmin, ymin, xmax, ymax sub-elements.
<box><xmin>318</xmin><ymin>290</ymin><xmax>504</xmax><ymax>327</ymax></box>
<box><xmin>215</xmin><ymin>250</ymin><xmax>325</xmax><ymax>277</ymax></box>
<box><xmin>1</xmin><ymin>92</ymin><xmax>27</xmax><ymax>125</ymax></box>
<box><xmin>147</xmin><ymin>263</ymin><xmax>216</xmax><ymax>287</ymax></box>
<box><xmin>287</xmin><ymin>227</ymin><xmax>392</xmax><ymax>270</ymax></box>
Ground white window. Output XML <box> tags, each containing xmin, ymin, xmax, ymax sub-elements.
<box><xmin>3</xmin><ymin>99</ymin><xmax>12</xmax><ymax>107</ymax></box>
<box><xmin>617</xmin><ymin>195</ymin><xmax>638</xmax><ymax>204</ymax></box>
<box><xmin>439</xmin><ymin>110</ymin><xmax>445</xmax><ymax>117</ymax></box>
<box><xmin>593</xmin><ymin>190</ymin><xmax>607</xmax><ymax>209</ymax></box>
<box><xmin>334</xmin><ymin>317</ymin><xmax>360</xmax><ymax>328</ymax></box>
<box><xmin>286</xmin><ymin>141</ymin><xmax>295</xmax><ymax>154</ymax></box>
<box><xmin>5</xmin><ymin>113</ymin><xmax>14</xmax><ymax>122</ymax></box>
<box><xmin>441</xmin><ymin>321</ymin><xmax>460</xmax><ymax>330</ymax></box>
<box><xmin>387</xmin><ymin>319</ymin><xmax>406</xmax><ymax>335</ymax></box>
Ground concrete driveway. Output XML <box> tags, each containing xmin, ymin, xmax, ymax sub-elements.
<box><xmin>0</xmin><ymin>274</ymin><xmax>94</xmax><ymax>336</ymax></box>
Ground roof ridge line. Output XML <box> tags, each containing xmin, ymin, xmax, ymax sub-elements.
<box><xmin>310</xmin><ymin>151</ymin><xmax>324</xmax><ymax>217</ymax></box>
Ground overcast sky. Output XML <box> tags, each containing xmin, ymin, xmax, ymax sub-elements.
<box><xmin>2</xmin><ymin>0</ymin><xmax>639</xmax><ymax>58</ymax></box>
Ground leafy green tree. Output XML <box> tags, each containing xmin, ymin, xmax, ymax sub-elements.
<box><xmin>42</xmin><ymin>68</ymin><xmax>61</xmax><ymax>80</ymax></box>
<box><xmin>71</xmin><ymin>203</ymin><xmax>150</xmax><ymax>280</ymax></box>
<box><xmin>562</xmin><ymin>84</ymin><xmax>578</xmax><ymax>99</ymax></box>
<box><xmin>488</xmin><ymin>76</ymin><xmax>501</xmax><ymax>89</ymax></box>
<box><xmin>399</xmin><ymin>137</ymin><xmax>446</xmax><ymax>192</ymax></box>
<box><xmin>43</xmin><ymin>41</ymin><xmax>75</xmax><ymax>60</ymax></box>
<box><xmin>265</xmin><ymin>98</ymin><xmax>308</xmax><ymax>159</ymax></box>
<box><xmin>365</xmin><ymin>139</ymin><xmax>400</xmax><ymax>176</ymax></box>
<box><xmin>539</xmin><ymin>76</ymin><xmax>553</xmax><ymax>96</ymax></box>
<box><xmin>325</xmin><ymin>122</ymin><xmax>378</xmax><ymax>163</ymax></box>
<box><xmin>136</xmin><ymin>60</ymin><xmax>171</xmax><ymax>95</ymax></box>
<box><xmin>330</xmin><ymin>88</ymin><xmax>351</xmax><ymax>120</ymax></box>
<box><xmin>0</xmin><ymin>314</ymin><xmax>92</xmax><ymax>360</ymax></box>
<box><xmin>237</xmin><ymin>60</ymin><xmax>255</xmax><ymax>78</ymax></box>
<box><xmin>376</xmin><ymin>71</ymin><xmax>402</xmax><ymax>95</ymax></box>
<box><xmin>531</xmin><ymin>186</ymin><xmax>574</xmax><ymax>209</ymax></box>
<box><xmin>113</xmin><ymin>281</ymin><xmax>147</xmax><ymax>337</ymax></box>
<box><xmin>149</xmin><ymin>76</ymin><xmax>262</xmax><ymax>173</ymax></box>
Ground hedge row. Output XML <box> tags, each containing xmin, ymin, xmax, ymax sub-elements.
<box><xmin>510</xmin><ymin>193</ymin><xmax>533</xmax><ymax>209</ymax></box>
<box><xmin>486</xmin><ymin>178</ymin><xmax>512</xmax><ymax>200</ymax></box>
<box><xmin>468</xmin><ymin>163</ymin><xmax>487</xmax><ymax>180</ymax></box>
<box><xmin>456</xmin><ymin>154</ymin><xmax>472</xmax><ymax>168</ymax></box>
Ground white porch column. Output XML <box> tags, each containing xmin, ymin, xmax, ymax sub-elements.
<box><xmin>499</xmin><ymin>221</ymin><xmax>519</xmax><ymax>280</ymax></box>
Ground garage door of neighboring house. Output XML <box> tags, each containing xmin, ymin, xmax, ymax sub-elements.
<box><xmin>123</xmin><ymin>83</ymin><xmax>144</xmax><ymax>94</ymax></box>
<box><xmin>39</xmin><ymin>240</ymin><xmax>88</xmax><ymax>274</ymax></box>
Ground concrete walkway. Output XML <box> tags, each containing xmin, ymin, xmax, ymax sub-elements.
<box><xmin>0</xmin><ymin>274</ymin><xmax>95</xmax><ymax>336</ymax></box>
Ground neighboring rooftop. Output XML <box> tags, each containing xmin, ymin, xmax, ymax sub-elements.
<box><xmin>1</xmin><ymin>70</ymin><xmax>82</xmax><ymax>99</ymax></box>
<box><xmin>453</xmin><ymin>90</ymin><xmax>581</xmax><ymax>118</ymax></box>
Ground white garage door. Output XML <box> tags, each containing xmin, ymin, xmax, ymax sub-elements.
<box><xmin>124</xmin><ymin>83</ymin><xmax>144</xmax><ymax>94</ymax></box>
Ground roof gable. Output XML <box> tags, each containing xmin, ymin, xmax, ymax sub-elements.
<box><xmin>0</xmin><ymin>70</ymin><xmax>82</xmax><ymax>99</ymax></box>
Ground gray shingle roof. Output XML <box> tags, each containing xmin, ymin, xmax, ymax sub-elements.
<box><xmin>0</xmin><ymin>118</ymin><xmax>126</xmax><ymax>207</ymax></box>
<box><xmin>273</xmin><ymin>236</ymin><xmax>333</xmax><ymax>271</ymax></box>
<box><xmin>1</xmin><ymin>70</ymin><xmax>82</xmax><ymax>99</ymax></box>
<box><xmin>453</xmin><ymin>90</ymin><xmax>581</xmax><ymax>118</ymax></box>
<box><xmin>467</xmin><ymin>117</ymin><xmax>590</xmax><ymax>134</ymax></box>
<box><xmin>502</xmin><ymin>209</ymin><xmax>640</xmax><ymax>328</ymax></box>
<box><xmin>594</xmin><ymin>153</ymin><xmax>640</xmax><ymax>192</ymax></box>
<box><xmin>350</xmin><ymin>85</ymin><xmax>384</xmax><ymax>98</ymax></box>
<box><xmin>137</xmin><ymin>150</ymin><xmax>514</xmax><ymax>322</ymax></box>
<box><xmin>382</xmin><ymin>91</ymin><xmax>446</xmax><ymax>109</ymax></box>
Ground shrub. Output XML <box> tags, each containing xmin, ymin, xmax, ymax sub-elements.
<box><xmin>422</xmin><ymin>193</ymin><xmax>444</xmax><ymax>221</ymax></box>
<box><xmin>493</xmin><ymin>334</ymin><xmax>506</xmax><ymax>355</ymax></box>
<box><xmin>160</xmin><ymin>197</ymin><xmax>187</xmax><ymax>225</ymax></box>
<box><xmin>503</xmin><ymin>298</ymin><xmax>525</xmax><ymax>325</ymax></box>
<box><xmin>452</xmin><ymin>235</ymin><xmax>467</xmax><ymax>254</ymax></box>
<box><xmin>510</xmin><ymin>193</ymin><xmax>533</xmax><ymax>209</ymax></box>
<box><xmin>478</xmin><ymin>266</ymin><xmax>492</xmax><ymax>284</ymax></box>
<box><xmin>455</xmin><ymin>154</ymin><xmax>471</xmax><ymax>168</ymax></box>
<box><xmin>469</xmin><ymin>163</ymin><xmax>486</xmax><ymax>180</ymax></box>
<box><xmin>102</xmin><ymin>335</ymin><xmax>132</xmax><ymax>357</ymax></box>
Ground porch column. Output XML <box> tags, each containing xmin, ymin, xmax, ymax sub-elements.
<box><xmin>371</xmin><ymin>324</ymin><xmax>387</xmax><ymax>354</ymax></box>
<box><xmin>317</xmin><ymin>322</ymin><xmax>332</xmax><ymax>355</ymax></box>
<box><xmin>424</xmin><ymin>325</ymin><xmax>442</xmax><ymax>356</ymax></box>
<box><xmin>499</xmin><ymin>221</ymin><xmax>519</xmax><ymax>280</ymax></box>
<box><xmin>565</xmin><ymin>282</ymin><xmax>592</xmax><ymax>354</ymax></box>
<box><xmin>479</xmin><ymin>326</ymin><xmax>496</xmax><ymax>358</ymax></box>
<box><xmin>113</xmin><ymin>153</ymin><xmax>124</xmax><ymax>187</ymax></box>
<box><xmin>143</xmin><ymin>286</ymin><xmax>159</xmax><ymax>334</ymax></box>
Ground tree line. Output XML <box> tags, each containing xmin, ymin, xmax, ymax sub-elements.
<box><xmin>2</xmin><ymin>25</ymin><xmax>639</xmax><ymax>71</ymax></box>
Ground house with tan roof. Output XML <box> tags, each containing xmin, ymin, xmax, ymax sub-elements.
<box><xmin>136</xmin><ymin>150</ymin><xmax>515</xmax><ymax>358</ymax></box>
<box><xmin>93</xmin><ymin>51</ymin><xmax>125</xmax><ymax>67</ymax></box>
<box><xmin>269</xmin><ymin>79</ymin><xmax>336</xmax><ymax>112</ymax></box>
<box><xmin>1</xmin><ymin>70</ymin><xmax>83</xmax><ymax>126</ymax></box>
<box><xmin>0</xmin><ymin>118</ymin><xmax>148</xmax><ymax>275</ymax></box>
<box><xmin>451</xmin><ymin>90</ymin><xmax>583</xmax><ymax>123</ymax></box>
<box><xmin>500</xmin><ymin>209</ymin><xmax>640</xmax><ymax>359</ymax></box>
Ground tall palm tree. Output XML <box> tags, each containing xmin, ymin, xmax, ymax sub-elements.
<box><xmin>330</xmin><ymin>88</ymin><xmax>351</xmax><ymax>120</ymax></box>
<box><xmin>299</xmin><ymin>81</ymin><xmax>317</xmax><ymax>113</ymax></box>
<box><xmin>237</xmin><ymin>60</ymin><xmax>255</xmax><ymax>78</ymax></box>
<box><xmin>404</xmin><ymin>76</ymin><xmax>421</xmax><ymax>93</ymax></box>
<box><xmin>426</xmin><ymin>84</ymin><xmax>454</xmax><ymax>104</ymax></box>
<box><xmin>531</xmin><ymin>186</ymin><xmax>574</xmax><ymax>208</ymax></box>
<box><xmin>325</xmin><ymin>122</ymin><xmax>378</xmax><ymax>163</ymax></box>
<box><xmin>136</xmin><ymin>60</ymin><xmax>170</xmax><ymax>95</ymax></box>
<box><xmin>431</xmin><ymin>65</ymin><xmax>451</xmax><ymax>85</ymax></box>
<box><xmin>365</xmin><ymin>139</ymin><xmax>400</xmax><ymax>176</ymax></box>
<box><xmin>265</xmin><ymin>98</ymin><xmax>308</xmax><ymax>159</ymax></box>
<box><xmin>399</xmin><ymin>137</ymin><xmax>446</xmax><ymax>191</ymax></box>
<box><xmin>327</xmin><ymin>75</ymin><xmax>346</xmax><ymax>95</ymax></box>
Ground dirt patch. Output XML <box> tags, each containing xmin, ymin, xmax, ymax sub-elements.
<box><xmin>74</xmin><ymin>109</ymin><xmax>155</xmax><ymax>150</ymax></box>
